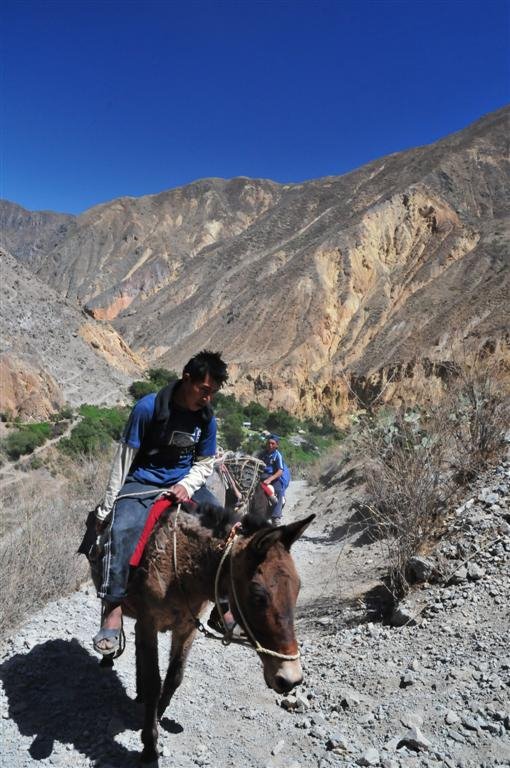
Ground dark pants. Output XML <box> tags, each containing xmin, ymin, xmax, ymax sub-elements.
<box><xmin>263</xmin><ymin>476</ymin><xmax>284</xmax><ymax>520</ymax></box>
<box><xmin>98</xmin><ymin>478</ymin><xmax>219</xmax><ymax>602</ymax></box>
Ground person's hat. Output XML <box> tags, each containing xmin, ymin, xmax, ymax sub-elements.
<box><xmin>268</xmin><ymin>433</ymin><xmax>280</xmax><ymax>443</ymax></box>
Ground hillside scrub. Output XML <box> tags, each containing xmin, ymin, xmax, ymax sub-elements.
<box><xmin>355</xmin><ymin>354</ymin><xmax>509</xmax><ymax>598</ymax></box>
<box><xmin>58</xmin><ymin>405</ymin><xmax>130</xmax><ymax>458</ymax></box>
<box><xmin>0</xmin><ymin>451</ymin><xmax>112</xmax><ymax>635</ymax></box>
<box><xmin>128</xmin><ymin>368</ymin><xmax>179</xmax><ymax>401</ymax></box>
<box><xmin>3</xmin><ymin>422</ymin><xmax>52</xmax><ymax>460</ymax></box>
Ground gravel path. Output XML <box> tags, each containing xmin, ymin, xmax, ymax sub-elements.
<box><xmin>1</xmin><ymin>471</ymin><xmax>509</xmax><ymax>768</ymax></box>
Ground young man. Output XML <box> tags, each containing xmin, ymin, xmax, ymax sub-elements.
<box><xmin>93</xmin><ymin>350</ymin><xmax>228</xmax><ymax>655</ymax></box>
<box><xmin>259</xmin><ymin>434</ymin><xmax>285</xmax><ymax>525</ymax></box>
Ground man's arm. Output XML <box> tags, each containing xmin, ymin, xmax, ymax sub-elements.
<box><xmin>169</xmin><ymin>455</ymin><xmax>215</xmax><ymax>501</ymax></box>
<box><xmin>95</xmin><ymin>394</ymin><xmax>153</xmax><ymax>521</ymax></box>
<box><xmin>95</xmin><ymin>442</ymin><xmax>138</xmax><ymax>521</ymax></box>
<box><xmin>263</xmin><ymin>467</ymin><xmax>283</xmax><ymax>485</ymax></box>
<box><xmin>263</xmin><ymin>450</ymin><xmax>284</xmax><ymax>485</ymax></box>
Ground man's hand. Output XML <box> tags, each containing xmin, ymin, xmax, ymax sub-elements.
<box><xmin>164</xmin><ymin>484</ymin><xmax>190</xmax><ymax>503</ymax></box>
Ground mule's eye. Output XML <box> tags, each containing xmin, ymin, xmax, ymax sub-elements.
<box><xmin>250</xmin><ymin>585</ymin><xmax>268</xmax><ymax>608</ymax></box>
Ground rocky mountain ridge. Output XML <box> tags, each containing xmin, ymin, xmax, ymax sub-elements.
<box><xmin>1</xmin><ymin>106</ymin><xmax>509</xmax><ymax>420</ymax></box>
<box><xmin>0</xmin><ymin>250</ymin><xmax>143</xmax><ymax>418</ymax></box>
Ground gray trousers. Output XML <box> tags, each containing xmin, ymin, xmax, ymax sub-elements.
<box><xmin>98</xmin><ymin>477</ymin><xmax>219</xmax><ymax>602</ymax></box>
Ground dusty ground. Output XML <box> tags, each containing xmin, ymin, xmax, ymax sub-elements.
<box><xmin>0</xmin><ymin>471</ymin><xmax>509</xmax><ymax>768</ymax></box>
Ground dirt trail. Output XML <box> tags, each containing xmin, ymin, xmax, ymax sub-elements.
<box><xmin>1</xmin><ymin>471</ymin><xmax>509</xmax><ymax>768</ymax></box>
<box><xmin>0</xmin><ymin>481</ymin><xmax>334</xmax><ymax>768</ymax></box>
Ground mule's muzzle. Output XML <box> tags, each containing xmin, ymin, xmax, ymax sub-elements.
<box><xmin>264</xmin><ymin>658</ymin><xmax>303</xmax><ymax>694</ymax></box>
<box><xmin>274</xmin><ymin>672</ymin><xmax>300</xmax><ymax>694</ymax></box>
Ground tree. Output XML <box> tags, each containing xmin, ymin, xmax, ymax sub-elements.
<box><xmin>266</xmin><ymin>409</ymin><xmax>298</xmax><ymax>435</ymax></box>
<box><xmin>220</xmin><ymin>412</ymin><xmax>245</xmax><ymax>450</ymax></box>
<box><xmin>243</xmin><ymin>401</ymin><xmax>270</xmax><ymax>430</ymax></box>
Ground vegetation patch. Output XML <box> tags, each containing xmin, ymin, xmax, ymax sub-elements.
<box><xmin>3</xmin><ymin>422</ymin><xmax>52</xmax><ymax>460</ymax></box>
<box><xmin>354</xmin><ymin>353</ymin><xmax>509</xmax><ymax>598</ymax></box>
<box><xmin>58</xmin><ymin>405</ymin><xmax>130</xmax><ymax>457</ymax></box>
<box><xmin>129</xmin><ymin>368</ymin><xmax>179</xmax><ymax>401</ymax></box>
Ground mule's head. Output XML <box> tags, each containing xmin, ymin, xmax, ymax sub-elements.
<box><xmin>229</xmin><ymin>514</ymin><xmax>315</xmax><ymax>694</ymax></box>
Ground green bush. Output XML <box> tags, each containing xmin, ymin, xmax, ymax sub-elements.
<box><xmin>4</xmin><ymin>422</ymin><xmax>51</xmax><ymax>459</ymax></box>
<box><xmin>220</xmin><ymin>411</ymin><xmax>245</xmax><ymax>450</ymax></box>
<box><xmin>129</xmin><ymin>380</ymin><xmax>156</xmax><ymax>400</ymax></box>
<box><xmin>50</xmin><ymin>405</ymin><xmax>74</xmax><ymax>422</ymax></box>
<box><xmin>58</xmin><ymin>405</ymin><xmax>129</xmax><ymax>457</ymax></box>
<box><xmin>129</xmin><ymin>368</ymin><xmax>178</xmax><ymax>401</ymax></box>
<box><xmin>266</xmin><ymin>409</ymin><xmax>299</xmax><ymax>435</ymax></box>
<box><xmin>214</xmin><ymin>393</ymin><xmax>244</xmax><ymax>419</ymax></box>
<box><xmin>242</xmin><ymin>401</ymin><xmax>270</xmax><ymax>430</ymax></box>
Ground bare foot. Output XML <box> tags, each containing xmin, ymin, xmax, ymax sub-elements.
<box><xmin>102</xmin><ymin>603</ymin><xmax>122</xmax><ymax>629</ymax></box>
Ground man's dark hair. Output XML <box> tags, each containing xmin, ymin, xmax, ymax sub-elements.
<box><xmin>183</xmin><ymin>350</ymin><xmax>228</xmax><ymax>387</ymax></box>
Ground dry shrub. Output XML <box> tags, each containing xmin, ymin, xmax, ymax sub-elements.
<box><xmin>0</xmin><ymin>497</ymin><xmax>89</xmax><ymax>633</ymax></box>
<box><xmin>0</xmin><ymin>450</ymin><xmax>112</xmax><ymax>635</ymax></box>
<box><xmin>444</xmin><ymin>351</ymin><xmax>509</xmax><ymax>478</ymax></box>
<box><xmin>357</xmin><ymin>350</ymin><xmax>509</xmax><ymax>597</ymax></box>
<box><xmin>304</xmin><ymin>441</ymin><xmax>351</xmax><ymax>486</ymax></box>
<box><xmin>358</xmin><ymin>408</ymin><xmax>454</xmax><ymax>597</ymax></box>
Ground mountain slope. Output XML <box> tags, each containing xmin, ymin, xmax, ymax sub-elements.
<box><xmin>2</xmin><ymin>106</ymin><xmax>509</xmax><ymax>420</ymax></box>
<box><xmin>0</xmin><ymin>250</ymin><xmax>143</xmax><ymax>418</ymax></box>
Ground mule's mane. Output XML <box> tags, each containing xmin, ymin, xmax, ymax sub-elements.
<box><xmin>195</xmin><ymin>502</ymin><xmax>271</xmax><ymax>539</ymax></box>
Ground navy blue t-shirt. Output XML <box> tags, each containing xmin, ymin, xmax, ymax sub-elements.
<box><xmin>259</xmin><ymin>448</ymin><xmax>284</xmax><ymax>476</ymax></box>
<box><xmin>122</xmin><ymin>393</ymin><xmax>217</xmax><ymax>486</ymax></box>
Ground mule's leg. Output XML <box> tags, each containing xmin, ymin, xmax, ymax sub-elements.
<box><xmin>158</xmin><ymin>622</ymin><xmax>197</xmax><ymax>719</ymax></box>
<box><xmin>135</xmin><ymin>620</ymin><xmax>143</xmax><ymax>702</ymax></box>
<box><xmin>138</xmin><ymin>620</ymin><xmax>161</xmax><ymax>763</ymax></box>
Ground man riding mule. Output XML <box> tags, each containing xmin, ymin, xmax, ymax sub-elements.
<box><xmin>93</xmin><ymin>350</ymin><xmax>228</xmax><ymax>656</ymax></box>
<box><xmin>84</xmin><ymin>348</ymin><xmax>315</xmax><ymax>761</ymax></box>
<box><xmin>89</xmin><ymin>497</ymin><xmax>314</xmax><ymax>763</ymax></box>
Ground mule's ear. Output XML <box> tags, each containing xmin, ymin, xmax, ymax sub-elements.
<box><xmin>250</xmin><ymin>527</ymin><xmax>284</xmax><ymax>556</ymax></box>
<box><xmin>249</xmin><ymin>514</ymin><xmax>316</xmax><ymax>556</ymax></box>
<box><xmin>279</xmin><ymin>514</ymin><xmax>315</xmax><ymax>550</ymax></box>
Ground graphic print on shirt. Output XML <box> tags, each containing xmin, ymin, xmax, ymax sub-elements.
<box><xmin>146</xmin><ymin>426</ymin><xmax>202</xmax><ymax>456</ymax></box>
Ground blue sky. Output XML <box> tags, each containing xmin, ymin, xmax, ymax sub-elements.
<box><xmin>1</xmin><ymin>0</ymin><xmax>509</xmax><ymax>214</ymax></box>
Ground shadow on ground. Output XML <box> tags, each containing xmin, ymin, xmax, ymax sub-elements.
<box><xmin>0</xmin><ymin>638</ymin><xmax>182</xmax><ymax>767</ymax></box>
<box><xmin>323</xmin><ymin>505</ymin><xmax>380</xmax><ymax>548</ymax></box>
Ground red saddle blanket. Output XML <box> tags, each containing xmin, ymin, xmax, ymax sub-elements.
<box><xmin>129</xmin><ymin>496</ymin><xmax>199</xmax><ymax>567</ymax></box>
<box><xmin>129</xmin><ymin>497</ymin><xmax>173</xmax><ymax>567</ymax></box>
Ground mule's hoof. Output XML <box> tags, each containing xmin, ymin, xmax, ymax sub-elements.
<box><xmin>140</xmin><ymin>747</ymin><xmax>159</xmax><ymax>764</ymax></box>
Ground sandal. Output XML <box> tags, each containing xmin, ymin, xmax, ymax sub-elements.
<box><xmin>93</xmin><ymin>627</ymin><xmax>121</xmax><ymax>656</ymax></box>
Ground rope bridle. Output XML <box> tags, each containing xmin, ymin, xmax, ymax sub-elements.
<box><xmin>104</xmin><ymin>474</ymin><xmax>299</xmax><ymax>662</ymax></box>
<box><xmin>173</xmin><ymin>505</ymin><xmax>300</xmax><ymax>662</ymax></box>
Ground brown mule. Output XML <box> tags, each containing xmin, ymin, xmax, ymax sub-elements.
<box><xmin>91</xmin><ymin>502</ymin><xmax>314</xmax><ymax>763</ymax></box>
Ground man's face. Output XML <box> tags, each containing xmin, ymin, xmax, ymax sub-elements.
<box><xmin>267</xmin><ymin>438</ymin><xmax>278</xmax><ymax>452</ymax></box>
<box><xmin>181</xmin><ymin>373</ymin><xmax>220</xmax><ymax>411</ymax></box>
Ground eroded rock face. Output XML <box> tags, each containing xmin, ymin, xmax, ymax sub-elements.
<box><xmin>0</xmin><ymin>354</ymin><xmax>64</xmax><ymax>420</ymax></box>
<box><xmin>0</xmin><ymin>249</ymin><xmax>144</xmax><ymax>418</ymax></box>
<box><xmin>2</xmin><ymin>107</ymin><xmax>509</xmax><ymax>420</ymax></box>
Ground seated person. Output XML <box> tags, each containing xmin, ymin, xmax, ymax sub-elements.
<box><xmin>93</xmin><ymin>350</ymin><xmax>228</xmax><ymax>655</ymax></box>
<box><xmin>258</xmin><ymin>434</ymin><xmax>285</xmax><ymax>525</ymax></box>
